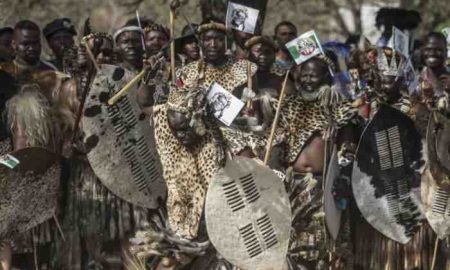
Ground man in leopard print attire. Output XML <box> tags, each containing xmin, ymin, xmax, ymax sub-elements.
<box><xmin>177</xmin><ymin>21</ymin><xmax>266</xmax><ymax>158</ymax></box>
<box><xmin>279</xmin><ymin>55</ymin><xmax>358</xmax><ymax>269</ymax></box>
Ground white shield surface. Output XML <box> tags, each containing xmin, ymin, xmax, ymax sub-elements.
<box><xmin>421</xmin><ymin>113</ymin><xmax>450</xmax><ymax>239</ymax></box>
<box><xmin>0</xmin><ymin>147</ymin><xmax>60</xmax><ymax>238</ymax></box>
<box><xmin>81</xmin><ymin>64</ymin><xmax>166</xmax><ymax>209</ymax></box>
<box><xmin>205</xmin><ymin>157</ymin><xmax>291</xmax><ymax>270</ymax></box>
<box><xmin>421</xmin><ymin>168</ymin><xmax>450</xmax><ymax>239</ymax></box>
<box><xmin>352</xmin><ymin>105</ymin><xmax>424</xmax><ymax>244</ymax></box>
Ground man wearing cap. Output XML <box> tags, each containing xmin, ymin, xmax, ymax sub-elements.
<box><xmin>0</xmin><ymin>26</ymin><xmax>14</xmax><ymax>63</ymax></box>
<box><xmin>43</xmin><ymin>18</ymin><xmax>77</xmax><ymax>71</ymax></box>
<box><xmin>114</xmin><ymin>22</ymin><xmax>144</xmax><ymax>73</ymax></box>
<box><xmin>175</xmin><ymin>23</ymin><xmax>200</xmax><ymax>66</ymax></box>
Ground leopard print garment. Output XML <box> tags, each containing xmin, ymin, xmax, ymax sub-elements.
<box><xmin>177</xmin><ymin>56</ymin><xmax>257</xmax><ymax>93</ymax></box>
<box><xmin>279</xmin><ymin>94</ymin><xmax>357</xmax><ymax>163</ymax></box>
<box><xmin>220</xmin><ymin>126</ymin><xmax>266</xmax><ymax>155</ymax></box>
<box><xmin>153</xmin><ymin>104</ymin><xmax>222</xmax><ymax>239</ymax></box>
<box><xmin>0</xmin><ymin>139</ymin><xmax>11</xmax><ymax>155</ymax></box>
<box><xmin>177</xmin><ymin>56</ymin><xmax>262</xmax><ymax>156</ymax></box>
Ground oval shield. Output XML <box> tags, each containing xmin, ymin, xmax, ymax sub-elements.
<box><xmin>324</xmin><ymin>146</ymin><xmax>342</xmax><ymax>240</ymax></box>
<box><xmin>352</xmin><ymin>105</ymin><xmax>424</xmax><ymax>244</ymax></box>
<box><xmin>421</xmin><ymin>112</ymin><xmax>450</xmax><ymax>239</ymax></box>
<box><xmin>205</xmin><ymin>157</ymin><xmax>291</xmax><ymax>270</ymax></box>
<box><xmin>0</xmin><ymin>147</ymin><xmax>60</xmax><ymax>239</ymax></box>
<box><xmin>81</xmin><ymin>64</ymin><xmax>166</xmax><ymax>209</ymax></box>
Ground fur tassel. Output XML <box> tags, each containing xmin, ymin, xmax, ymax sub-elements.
<box><xmin>6</xmin><ymin>86</ymin><xmax>58</xmax><ymax>148</ymax></box>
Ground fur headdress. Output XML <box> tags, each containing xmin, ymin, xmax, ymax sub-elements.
<box><xmin>167</xmin><ymin>86</ymin><xmax>210</xmax><ymax>136</ymax></box>
<box><xmin>6</xmin><ymin>84</ymin><xmax>59</xmax><ymax>149</ymax></box>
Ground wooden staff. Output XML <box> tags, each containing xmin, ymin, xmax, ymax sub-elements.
<box><xmin>107</xmin><ymin>69</ymin><xmax>146</xmax><ymax>105</ymax></box>
<box><xmin>264</xmin><ymin>70</ymin><xmax>290</xmax><ymax>165</ymax></box>
<box><xmin>170</xmin><ymin>6</ymin><xmax>176</xmax><ymax>84</ymax></box>
<box><xmin>83</xmin><ymin>39</ymin><xmax>100</xmax><ymax>72</ymax></box>
<box><xmin>431</xmin><ymin>238</ymin><xmax>440</xmax><ymax>270</ymax></box>
<box><xmin>71</xmin><ymin>40</ymin><xmax>99</xmax><ymax>142</ymax></box>
<box><xmin>246</xmin><ymin>61</ymin><xmax>253</xmax><ymax>109</ymax></box>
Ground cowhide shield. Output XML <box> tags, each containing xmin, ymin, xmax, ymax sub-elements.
<box><xmin>352</xmin><ymin>105</ymin><xmax>424</xmax><ymax>244</ymax></box>
<box><xmin>81</xmin><ymin>64</ymin><xmax>166</xmax><ymax>209</ymax></box>
<box><xmin>324</xmin><ymin>146</ymin><xmax>342</xmax><ymax>240</ymax></box>
<box><xmin>421</xmin><ymin>112</ymin><xmax>450</xmax><ymax>239</ymax></box>
<box><xmin>205</xmin><ymin>157</ymin><xmax>291</xmax><ymax>270</ymax></box>
<box><xmin>0</xmin><ymin>147</ymin><xmax>60</xmax><ymax>239</ymax></box>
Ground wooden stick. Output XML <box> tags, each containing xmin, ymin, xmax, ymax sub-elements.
<box><xmin>32</xmin><ymin>228</ymin><xmax>38</xmax><ymax>270</ymax></box>
<box><xmin>246</xmin><ymin>61</ymin><xmax>253</xmax><ymax>109</ymax></box>
<box><xmin>53</xmin><ymin>214</ymin><xmax>66</xmax><ymax>242</ymax></box>
<box><xmin>170</xmin><ymin>8</ymin><xmax>176</xmax><ymax>84</ymax></box>
<box><xmin>107</xmin><ymin>69</ymin><xmax>146</xmax><ymax>105</ymax></box>
<box><xmin>70</xmin><ymin>36</ymin><xmax>101</xmax><ymax>143</ymax></box>
<box><xmin>264</xmin><ymin>70</ymin><xmax>290</xmax><ymax>165</ymax></box>
<box><xmin>431</xmin><ymin>237</ymin><xmax>439</xmax><ymax>270</ymax></box>
<box><xmin>82</xmin><ymin>39</ymin><xmax>100</xmax><ymax>73</ymax></box>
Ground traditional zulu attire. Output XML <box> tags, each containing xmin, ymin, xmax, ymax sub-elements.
<box><xmin>43</xmin><ymin>17</ymin><xmax>78</xmax><ymax>72</ymax></box>
<box><xmin>153</xmin><ymin>87</ymin><xmax>224</xmax><ymax>239</ymax></box>
<box><xmin>0</xmin><ymin>85</ymin><xmax>63</xmax><ymax>269</ymax></box>
<box><xmin>113</xmin><ymin>25</ymin><xmax>144</xmax><ymax>74</ymax></box>
<box><xmin>49</xmin><ymin>33</ymin><xmax>166</xmax><ymax>268</ymax></box>
<box><xmin>130</xmin><ymin>86</ymin><xmax>234</xmax><ymax>269</ymax></box>
<box><xmin>176</xmin><ymin>22</ymin><xmax>266</xmax><ymax>156</ymax></box>
<box><xmin>349</xmin><ymin>47</ymin><xmax>450</xmax><ymax>269</ymax></box>
<box><xmin>277</xmin><ymin>58</ymin><xmax>357</xmax><ymax>268</ymax></box>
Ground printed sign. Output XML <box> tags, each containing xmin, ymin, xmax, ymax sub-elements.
<box><xmin>393</xmin><ymin>27</ymin><xmax>409</xmax><ymax>57</ymax></box>
<box><xmin>286</xmin><ymin>30</ymin><xmax>323</xmax><ymax>65</ymax></box>
<box><xmin>207</xmin><ymin>82</ymin><xmax>245</xmax><ymax>126</ymax></box>
<box><xmin>0</xmin><ymin>154</ymin><xmax>20</xmax><ymax>169</ymax></box>
<box><xmin>226</xmin><ymin>2</ymin><xmax>260</xmax><ymax>34</ymax></box>
<box><xmin>441</xmin><ymin>27</ymin><xmax>450</xmax><ymax>58</ymax></box>
<box><xmin>403</xmin><ymin>58</ymin><xmax>419</xmax><ymax>94</ymax></box>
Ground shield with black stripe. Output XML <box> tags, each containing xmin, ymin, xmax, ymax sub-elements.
<box><xmin>352</xmin><ymin>104</ymin><xmax>424</xmax><ymax>244</ymax></box>
<box><xmin>81</xmin><ymin>64</ymin><xmax>166</xmax><ymax>209</ymax></box>
<box><xmin>205</xmin><ymin>157</ymin><xmax>291</xmax><ymax>270</ymax></box>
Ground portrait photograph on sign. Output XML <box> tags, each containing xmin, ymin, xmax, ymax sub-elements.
<box><xmin>207</xmin><ymin>82</ymin><xmax>245</xmax><ymax>126</ymax></box>
<box><xmin>226</xmin><ymin>2</ymin><xmax>260</xmax><ymax>34</ymax></box>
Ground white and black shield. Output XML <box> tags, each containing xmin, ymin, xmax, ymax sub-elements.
<box><xmin>421</xmin><ymin>112</ymin><xmax>450</xmax><ymax>239</ymax></box>
<box><xmin>81</xmin><ymin>64</ymin><xmax>166</xmax><ymax>209</ymax></box>
<box><xmin>205</xmin><ymin>157</ymin><xmax>291</xmax><ymax>270</ymax></box>
<box><xmin>0</xmin><ymin>147</ymin><xmax>61</xmax><ymax>239</ymax></box>
<box><xmin>352</xmin><ymin>105</ymin><xmax>424</xmax><ymax>244</ymax></box>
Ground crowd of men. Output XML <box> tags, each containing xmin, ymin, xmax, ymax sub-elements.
<box><xmin>0</xmin><ymin>4</ymin><xmax>449</xmax><ymax>270</ymax></box>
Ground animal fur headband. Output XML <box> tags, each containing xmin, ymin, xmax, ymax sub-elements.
<box><xmin>197</xmin><ymin>21</ymin><xmax>228</xmax><ymax>35</ymax></box>
<box><xmin>144</xmin><ymin>23</ymin><xmax>170</xmax><ymax>39</ymax></box>
<box><xmin>82</xmin><ymin>32</ymin><xmax>113</xmax><ymax>44</ymax></box>
<box><xmin>244</xmin><ymin>36</ymin><xmax>277</xmax><ymax>50</ymax></box>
